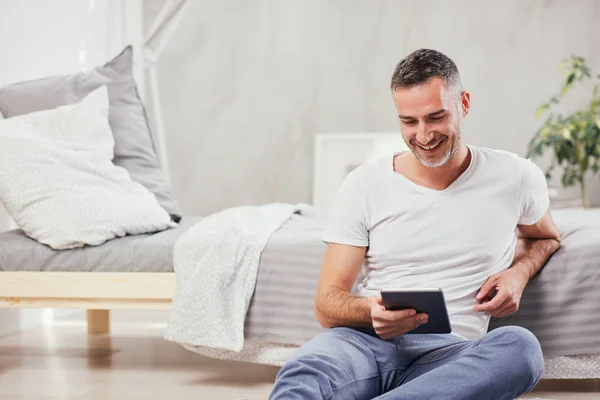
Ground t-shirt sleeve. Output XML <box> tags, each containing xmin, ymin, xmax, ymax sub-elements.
<box><xmin>518</xmin><ymin>158</ymin><xmax>550</xmax><ymax>225</ymax></box>
<box><xmin>322</xmin><ymin>173</ymin><xmax>369</xmax><ymax>247</ymax></box>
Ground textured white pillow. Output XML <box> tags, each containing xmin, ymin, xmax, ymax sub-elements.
<box><xmin>0</xmin><ymin>86</ymin><xmax>176</xmax><ymax>249</ymax></box>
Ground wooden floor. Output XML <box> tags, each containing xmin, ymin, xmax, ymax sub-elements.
<box><xmin>0</xmin><ymin>310</ymin><xmax>598</xmax><ymax>399</ymax></box>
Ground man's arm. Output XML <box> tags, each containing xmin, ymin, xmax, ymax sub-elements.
<box><xmin>511</xmin><ymin>219</ymin><xmax>561</xmax><ymax>281</ymax></box>
<box><xmin>474</xmin><ymin>209</ymin><xmax>561</xmax><ymax>317</ymax></box>
<box><xmin>315</xmin><ymin>243</ymin><xmax>428</xmax><ymax>337</ymax></box>
<box><xmin>314</xmin><ymin>243</ymin><xmax>372</xmax><ymax>328</ymax></box>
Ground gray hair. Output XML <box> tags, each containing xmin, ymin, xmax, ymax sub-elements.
<box><xmin>390</xmin><ymin>49</ymin><xmax>463</xmax><ymax>98</ymax></box>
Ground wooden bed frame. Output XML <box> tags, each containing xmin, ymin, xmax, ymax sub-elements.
<box><xmin>0</xmin><ymin>272</ymin><xmax>175</xmax><ymax>333</ymax></box>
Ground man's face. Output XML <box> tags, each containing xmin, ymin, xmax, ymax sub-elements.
<box><xmin>392</xmin><ymin>77</ymin><xmax>469</xmax><ymax>168</ymax></box>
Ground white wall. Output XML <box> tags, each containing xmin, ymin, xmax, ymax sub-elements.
<box><xmin>144</xmin><ymin>0</ymin><xmax>600</xmax><ymax>215</ymax></box>
<box><xmin>0</xmin><ymin>0</ymin><xmax>143</xmax><ymax>334</ymax></box>
<box><xmin>0</xmin><ymin>0</ymin><xmax>143</xmax><ymax>86</ymax></box>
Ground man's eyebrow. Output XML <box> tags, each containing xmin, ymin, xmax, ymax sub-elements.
<box><xmin>398</xmin><ymin>109</ymin><xmax>447</xmax><ymax>119</ymax></box>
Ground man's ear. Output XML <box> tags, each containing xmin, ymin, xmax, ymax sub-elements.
<box><xmin>461</xmin><ymin>90</ymin><xmax>471</xmax><ymax>117</ymax></box>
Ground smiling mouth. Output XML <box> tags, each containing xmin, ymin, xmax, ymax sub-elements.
<box><xmin>415</xmin><ymin>138</ymin><xmax>445</xmax><ymax>152</ymax></box>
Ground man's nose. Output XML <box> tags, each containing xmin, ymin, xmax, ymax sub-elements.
<box><xmin>416</xmin><ymin>123</ymin><xmax>434</xmax><ymax>144</ymax></box>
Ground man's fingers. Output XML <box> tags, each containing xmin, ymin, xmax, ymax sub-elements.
<box><xmin>397</xmin><ymin>308</ymin><xmax>418</xmax><ymax>319</ymax></box>
<box><xmin>491</xmin><ymin>303</ymin><xmax>518</xmax><ymax>318</ymax></box>
<box><xmin>474</xmin><ymin>293</ymin><xmax>507</xmax><ymax>312</ymax></box>
<box><xmin>476</xmin><ymin>276</ymin><xmax>498</xmax><ymax>301</ymax></box>
<box><xmin>492</xmin><ymin>310</ymin><xmax>510</xmax><ymax>318</ymax></box>
<box><xmin>414</xmin><ymin>313</ymin><xmax>428</xmax><ymax>326</ymax></box>
<box><xmin>373</xmin><ymin>312</ymin><xmax>427</xmax><ymax>338</ymax></box>
<box><xmin>375</xmin><ymin>308</ymin><xmax>417</xmax><ymax>322</ymax></box>
<box><xmin>489</xmin><ymin>306</ymin><xmax>509</xmax><ymax>318</ymax></box>
<box><xmin>376</xmin><ymin>321</ymin><xmax>422</xmax><ymax>339</ymax></box>
<box><xmin>492</xmin><ymin>308</ymin><xmax>511</xmax><ymax>318</ymax></box>
<box><xmin>376</xmin><ymin>293</ymin><xmax>384</xmax><ymax>306</ymax></box>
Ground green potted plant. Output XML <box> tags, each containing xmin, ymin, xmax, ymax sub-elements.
<box><xmin>527</xmin><ymin>56</ymin><xmax>600</xmax><ymax>208</ymax></box>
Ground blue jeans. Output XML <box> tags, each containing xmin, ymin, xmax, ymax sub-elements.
<box><xmin>269</xmin><ymin>326</ymin><xmax>544</xmax><ymax>400</ymax></box>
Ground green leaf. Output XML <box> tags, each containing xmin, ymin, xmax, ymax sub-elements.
<box><xmin>556</xmin><ymin>146</ymin><xmax>567</xmax><ymax>164</ymax></box>
<box><xmin>562</xmin><ymin>165</ymin><xmax>581</xmax><ymax>187</ymax></box>
<box><xmin>562</xmin><ymin>170</ymin><xmax>573</xmax><ymax>187</ymax></box>
<box><xmin>562</xmin><ymin>73</ymin><xmax>576</xmax><ymax>95</ymax></box>
<box><xmin>558</xmin><ymin>58</ymin><xmax>568</xmax><ymax>70</ymax></box>
<box><xmin>539</xmin><ymin>125</ymin><xmax>551</xmax><ymax>139</ymax></box>
<box><xmin>596</xmin><ymin>119</ymin><xmax>600</xmax><ymax>130</ymax></box>
<box><xmin>535</xmin><ymin>104</ymin><xmax>548</xmax><ymax>118</ymax></box>
<box><xmin>582</xmin><ymin>157</ymin><xmax>589</xmax><ymax>172</ymax></box>
<box><xmin>544</xmin><ymin>164</ymin><xmax>555</xmax><ymax>179</ymax></box>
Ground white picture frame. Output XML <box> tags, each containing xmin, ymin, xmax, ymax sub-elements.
<box><xmin>313</xmin><ymin>133</ymin><xmax>409</xmax><ymax>211</ymax></box>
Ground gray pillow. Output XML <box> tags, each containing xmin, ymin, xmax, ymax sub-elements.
<box><xmin>0</xmin><ymin>46</ymin><xmax>182</xmax><ymax>219</ymax></box>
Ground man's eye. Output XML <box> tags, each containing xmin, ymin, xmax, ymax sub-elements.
<box><xmin>430</xmin><ymin>115</ymin><xmax>445</xmax><ymax>121</ymax></box>
<box><xmin>403</xmin><ymin>120</ymin><xmax>417</xmax><ymax>125</ymax></box>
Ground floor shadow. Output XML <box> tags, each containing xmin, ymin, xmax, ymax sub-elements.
<box><xmin>184</xmin><ymin>366</ymin><xmax>279</xmax><ymax>388</ymax></box>
<box><xmin>534</xmin><ymin>379</ymin><xmax>600</xmax><ymax>392</ymax></box>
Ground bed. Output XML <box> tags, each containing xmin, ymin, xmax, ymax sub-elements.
<box><xmin>1</xmin><ymin>44</ymin><xmax>598</xmax><ymax>382</ymax></box>
<box><xmin>1</xmin><ymin>207</ymin><xmax>599</xmax><ymax>380</ymax></box>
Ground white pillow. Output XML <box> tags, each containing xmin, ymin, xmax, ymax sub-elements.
<box><xmin>0</xmin><ymin>86</ymin><xmax>176</xmax><ymax>249</ymax></box>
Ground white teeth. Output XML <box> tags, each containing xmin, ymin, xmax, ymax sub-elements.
<box><xmin>419</xmin><ymin>141</ymin><xmax>441</xmax><ymax>150</ymax></box>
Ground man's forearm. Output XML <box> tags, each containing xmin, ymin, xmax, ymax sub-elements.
<box><xmin>315</xmin><ymin>287</ymin><xmax>374</xmax><ymax>328</ymax></box>
<box><xmin>511</xmin><ymin>237</ymin><xmax>561</xmax><ymax>281</ymax></box>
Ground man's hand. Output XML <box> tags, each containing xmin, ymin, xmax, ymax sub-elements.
<box><xmin>473</xmin><ymin>268</ymin><xmax>528</xmax><ymax>317</ymax></box>
<box><xmin>474</xmin><ymin>210</ymin><xmax>561</xmax><ymax>318</ymax></box>
<box><xmin>371</xmin><ymin>294</ymin><xmax>428</xmax><ymax>339</ymax></box>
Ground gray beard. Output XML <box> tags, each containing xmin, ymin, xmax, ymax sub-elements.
<box><xmin>414</xmin><ymin>137</ymin><xmax>461</xmax><ymax>168</ymax></box>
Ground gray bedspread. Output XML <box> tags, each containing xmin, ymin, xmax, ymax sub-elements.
<box><xmin>489</xmin><ymin>209</ymin><xmax>600</xmax><ymax>356</ymax></box>
<box><xmin>1</xmin><ymin>208</ymin><xmax>598</xmax><ymax>357</ymax></box>
<box><xmin>245</xmin><ymin>211</ymin><xmax>327</xmax><ymax>343</ymax></box>
<box><xmin>248</xmin><ymin>208</ymin><xmax>600</xmax><ymax>358</ymax></box>
<box><xmin>0</xmin><ymin>216</ymin><xmax>201</xmax><ymax>272</ymax></box>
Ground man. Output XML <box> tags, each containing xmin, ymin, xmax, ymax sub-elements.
<box><xmin>269</xmin><ymin>49</ymin><xmax>561</xmax><ymax>400</ymax></box>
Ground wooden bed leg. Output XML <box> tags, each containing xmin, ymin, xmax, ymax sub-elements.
<box><xmin>87</xmin><ymin>310</ymin><xmax>110</xmax><ymax>334</ymax></box>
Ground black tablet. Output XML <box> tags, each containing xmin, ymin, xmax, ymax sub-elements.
<box><xmin>380</xmin><ymin>288</ymin><xmax>452</xmax><ymax>334</ymax></box>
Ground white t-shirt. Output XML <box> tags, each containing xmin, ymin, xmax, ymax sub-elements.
<box><xmin>322</xmin><ymin>145</ymin><xmax>549</xmax><ymax>340</ymax></box>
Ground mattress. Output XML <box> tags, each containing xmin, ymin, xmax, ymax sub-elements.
<box><xmin>0</xmin><ymin>216</ymin><xmax>202</xmax><ymax>272</ymax></box>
